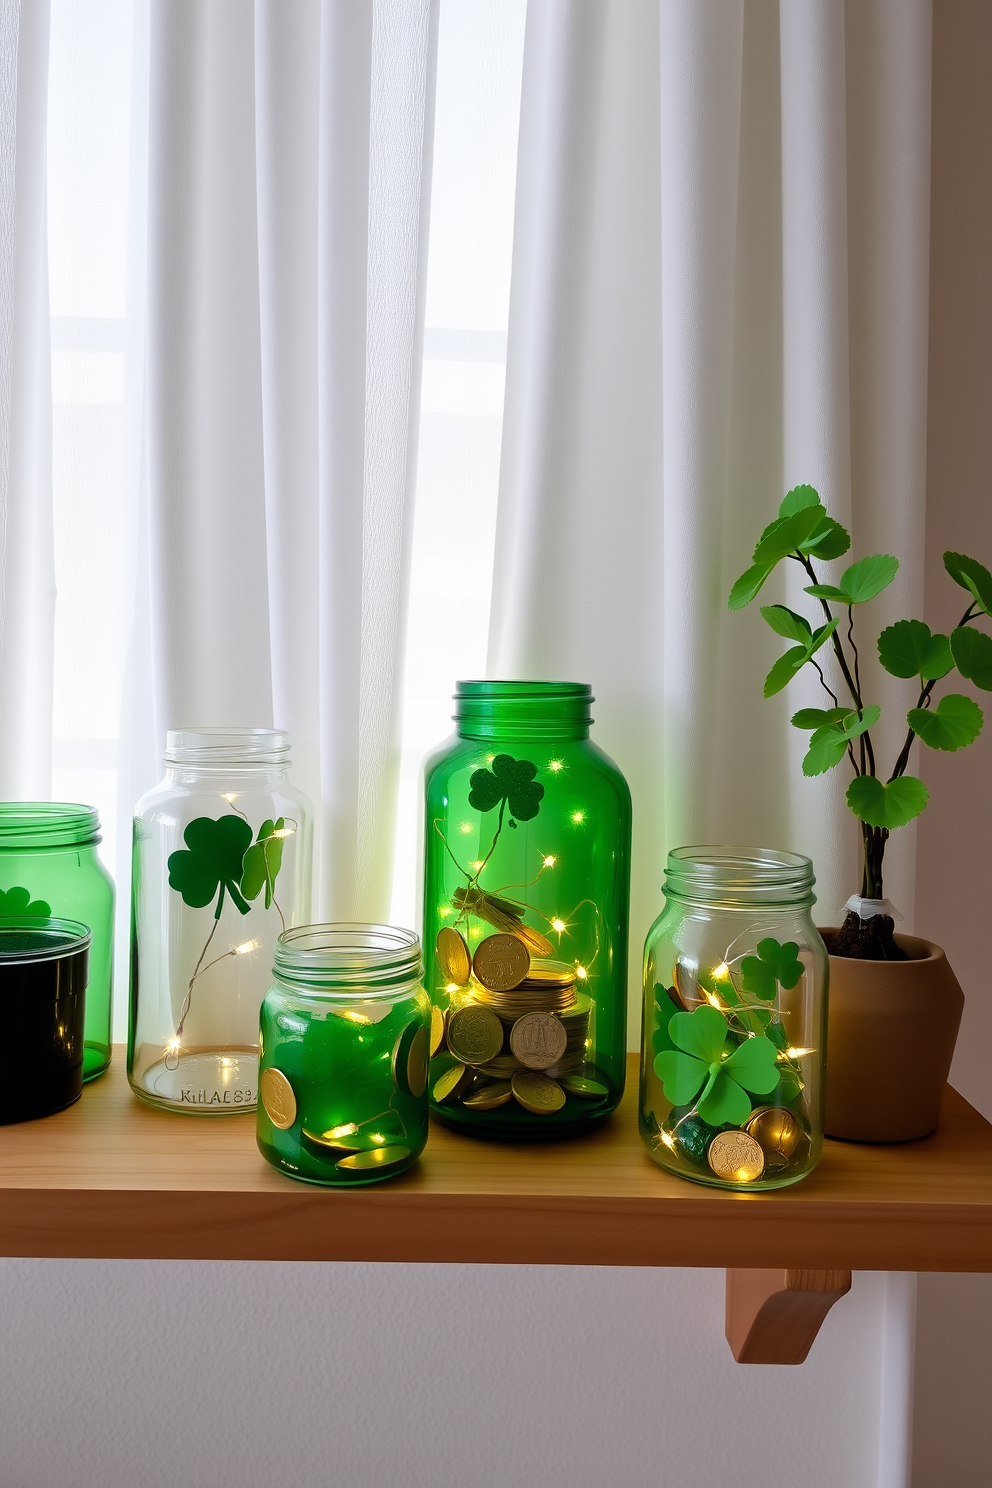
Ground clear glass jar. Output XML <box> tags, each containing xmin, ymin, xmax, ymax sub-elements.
<box><xmin>423</xmin><ymin>681</ymin><xmax>632</xmax><ymax>1138</ymax></box>
<box><xmin>128</xmin><ymin>728</ymin><xmax>313</xmax><ymax>1113</ymax></box>
<box><xmin>0</xmin><ymin>804</ymin><xmax>114</xmax><ymax>1081</ymax></box>
<box><xmin>639</xmin><ymin>846</ymin><xmax>827</xmax><ymax>1190</ymax></box>
<box><xmin>257</xmin><ymin>924</ymin><xmax>430</xmax><ymax>1185</ymax></box>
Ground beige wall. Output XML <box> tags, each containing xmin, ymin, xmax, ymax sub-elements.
<box><xmin>913</xmin><ymin>3</ymin><xmax>992</xmax><ymax>1484</ymax></box>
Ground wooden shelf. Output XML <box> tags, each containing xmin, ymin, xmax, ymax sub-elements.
<box><xmin>3</xmin><ymin>1054</ymin><xmax>991</xmax><ymax>1272</ymax></box>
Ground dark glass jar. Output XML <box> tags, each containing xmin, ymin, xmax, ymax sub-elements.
<box><xmin>0</xmin><ymin>804</ymin><xmax>114</xmax><ymax>1081</ymax></box>
<box><xmin>0</xmin><ymin>918</ymin><xmax>91</xmax><ymax>1122</ymax></box>
<box><xmin>639</xmin><ymin>846</ymin><xmax>828</xmax><ymax>1190</ymax></box>
<box><xmin>423</xmin><ymin>681</ymin><xmax>632</xmax><ymax>1138</ymax></box>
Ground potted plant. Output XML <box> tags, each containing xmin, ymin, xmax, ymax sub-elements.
<box><xmin>728</xmin><ymin>484</ymin><xmax>987</xmax><ymax>1140</ymax></box>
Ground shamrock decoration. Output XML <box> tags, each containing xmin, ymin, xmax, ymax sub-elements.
<box><xmin>167</xmin><ymin>815</ymin><xmax>253</xmax><ymax>917</ymax></box>
<box><xmin>0</xmin><ymin>885</ymin><xmax>51</xmax><ymax>918</ymax></box>
<box><xmin>740</xmin><ymin>938</ymin><xmax>803</xmax><ymax>1001</ymax></box>
<box><xmin>240</xmin><ymin>818</ymin><xmax>287</xmax><ymax>909</ymax></box>
<box><xmin>654</xmin><ymin>1004</ymin><xmax>780</xmax><ymax>1126</ymax></box>
<box><xmin>468</xmin><ymin>754</ymin><xmax>544</xmax><ymax>825</ymax></box>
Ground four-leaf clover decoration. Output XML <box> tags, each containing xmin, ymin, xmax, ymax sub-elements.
<box><xmin>740</xmin><ymin>938</ymin><xmax>803</xmax><ymax>1001</ymax></box>
<box><xmin>167</xmin><ymin>816</ymin><xmax>253</xmax><ymax>918</ymax></box>
<box><xmin>240</xmin><ymin>817</ymin><xmax>287</xmax><ymax>909</ymax></box>
<box><xmin>654</xmin><ymin>1004</ymin><xmax>780</xmax><ymax>1126</ymax></box>
<box><xmin>468</xmin><ymin>754</ymin><xmax>544</xmax><ymax>824</ymax></box>
<box><xmin>0</xmin><ymin>885</ymin><xmax>52</xmax><ymax>918</ymax></box>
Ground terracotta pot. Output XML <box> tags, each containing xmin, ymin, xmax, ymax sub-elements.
<box><xmin>821</xmin><ymin>929</ymin><xmax>964</xmax><ymax>1142</ymax></box>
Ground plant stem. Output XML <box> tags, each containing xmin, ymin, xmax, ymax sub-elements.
<box><xmin>889</xmin><ymin>601</ymin><xmax>978</xmax><ymax>781</ymax></box>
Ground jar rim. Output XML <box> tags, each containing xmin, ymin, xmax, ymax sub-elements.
<box><xmin>273</xmin><ymin>922</ymin><xmax>422</xmax><ymax>992</ymax></box>
<box><xmin>0</xmin><ymin>917</ymin><xmax>92</xmax><ymax>963</ymax></box>
<box><xmin>165</xmin><ymin>728</ymin><xmax>290</xmax><ymax>766</ymax></box>
<box><xmin>0</xmin><ymin>802</ymin><xmax>101</xmax><ymax>849</ymax></box>
<box><xmin>454</xmin><ymin>680</ymin><xmax>593</xmax><ymax>739</ymax></box>
<box><xmin>665</xmin><ymin>845</ymin><xmax>815</xmax><ymax>904</ymax></box>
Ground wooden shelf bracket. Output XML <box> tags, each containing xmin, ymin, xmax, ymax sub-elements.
<box><xmin>725</xmin><ymin>1268</ymin><xmax>852</xmax><ymax>1365</ymax></box>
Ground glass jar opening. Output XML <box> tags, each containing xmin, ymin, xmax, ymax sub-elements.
<box><xmin>0</xmin><ymin>802</ymin><xmax>101</xmax><ymax>850</ymax></box>
<box><xmin>454</xmin><ymin>680</ymin><xmax>593</xmax><ymax>739</ymax></box>
<box><xmin>664</xmin><ymin>845</ymin><xmax>815</xmax><ymax>908</ymax></box>
<box><xmin>0</xmin><ymin>918</ymin><xmax>92</xmax><ymax>962</ymax></box>
<box><xmin>165</xmin><ymin>728</ymin><xmax>290</xmax><ymax>767</ymax></box>
<box><xmin>273</xmin><ymin>923</ymin><xmax>422</xmax><ymax>992</ymax></box>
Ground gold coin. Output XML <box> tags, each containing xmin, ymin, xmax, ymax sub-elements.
<box><xmin>430</xmin><ymin>1003</ymin><xmax>446</xmax><ymax>1056</ymax></box>
<box><xmin>436</xmin><ymin>926</ymin><xmax>471</xmax><ymax>985</ymax></box>
<box><xmin>259</xmin><ymin>1067</ymin><xmax>296</xmax><ymax>1130</ymax></box>
<box><xmin>509</xmin><ymin>1011</ymin><xmax>568</xmax><ymax>1070</ymax></box>
<box><xmin>447</xmin><ymin>1004</ymin><xmax>505</xmax><ymax>1066</ymax></box>
<box><xmin>511</xmin><ymin>1071</ymin><xmax>566</xmax><ymax>1114</ymax></box>
<box><xmin>336</xmin><ymin>1145</ymin><xmax>412</xmax><ymax>1172</ymax></box>
<box><xmin>707</xmin><ymin>1129</ymin><xmax>765</xmax><ymax>1183</ymax></box>
<box><xmin>745</xmin><ymin>1106</ymin><xmax>800</xmax><ymax>1163</ymax></box>
<box><xmin>300</xmin><ymin>1127</ymin><xmax>362</xmax><ymax>1158</ymax></box>
<box><xmin>472</xmin><ymin>933</ymin><xmax>531</xmax><ymax>991</ymax></box>
<box><xmin>432</xmin><ymin>1062</ymin><xmax>472</xmax><ymax>1103</ymax></box>
<box><xmin>560</xmin><ymin>1075</ymin><xmax>609</xmax><ymax>1100</ymax></box>
<box><xmin>520</xmin><ymin>960</ymin><xmax>576</xmax><ymax>988</ymax></box>
<box><xmin>462</xmin><ymin>1080</ymin><xmax>513</xmax><ymax>1110</ymax></box>
<box><xmin>406</xmin><ymin>1024</ymin><xmax>429</xmax><ymax>1098</ymax></box>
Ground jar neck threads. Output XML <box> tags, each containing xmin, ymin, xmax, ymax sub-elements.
<box><xmin>664</xmin><ymin>846</ymin><xmax>816</xmax><ymax>909</ymax></box>
<box><xmin>165</xmin><ymin>728</ymin><xmax>290</xmax><ymax>767</ymax></box>
<box><xmin>273</xmin><ymin>923</ymin><xmax>422</xmax><ymax>993</ymax></box>
<box><xmin>454</xmin><ymin>681</ymin><xmax>592</xmax><ymax>740</ymax></box>
<box><xmin>0</xmin><ymin>803</ymin><xmax>101</xmax><ymax>850</ymax></box>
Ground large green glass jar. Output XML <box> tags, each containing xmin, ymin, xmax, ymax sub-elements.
<box><xmin>639</xmin><ymin>846</ymin><xmax>828</xmax><ymax>1190</ymax></box>
<box><xmin>0</xmin><ymin>804</ymin><xmax>114</xmax><ymax>1081</ymax></box>
<box><xmin>423</xmin><ymin>681</ymin><xmax>632</xmax><ymax>1138</ymax></box>
<box><xmin>257</xmin><ymin>924</ymin><xmax>430</xmax><ymax>1185</ymax></box>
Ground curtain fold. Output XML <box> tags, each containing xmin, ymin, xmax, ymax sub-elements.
<box><xmin>0</xmin><ymin>0</ymin><xmax>53</xmax><ymax>798</ymax></box>
<box><xmin>490</xmin><ymin>0</ymin><xmax>932</xmax><ymax>1001</ymax></box>
<box><xmin>143</xmin><ymin>0</ymin><xmax>437</xmax><ymax>920</ymax></box>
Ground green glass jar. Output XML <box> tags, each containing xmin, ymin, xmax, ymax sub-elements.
<box><xmin>0</xmin><ymin>804</ymin><xmax>114</xmax><ymax>1081</ymax></box>
<box><xmin>423</xmin><ymin>681</ymin><xmax>632</xmax><ymax>1138</ymax></box>
<box><xmin>639</xmin><ymin>846</ymin><xmax>828</xmax><ymax>1190</ymax></box>
<box><xmin>257</xmin><ymin>924</ymin><xmax>430</xmax><ymax>1184</ymax></box>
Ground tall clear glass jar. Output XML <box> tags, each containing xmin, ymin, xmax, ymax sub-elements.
<box><xmin>257</xmin><ymin>924</ymin><xmax>430</xmax><ymax>1185</ymax></box>
<box><xmin>0</xmin><ymin>804</ymin><xmax>114</xmax><ymax>1081</ymax></box>
<box><xmin>128</xmin><ymin>728</ymin><xmax>313</xmax><ymax>1113</ymax></box>
<box><xmin>639</xmin><ymin>846</ymin><xmax>827</xmax><ymax>1190</ymax></box>
<box><xmin>423</xmin><ymin>681</ymin><xmax>632</xmax><ymax>1138</ymax></box>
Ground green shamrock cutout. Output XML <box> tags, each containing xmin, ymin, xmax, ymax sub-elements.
<box><xmin>654</xmin><ymin>1004</ymin><xmax>780</xmax><ymax>1126</ymax></box>
<box><xmin>740</xmin><ymin>938</ymin><xmax>803</xmax><ymax>1001</ymax></box>
<box><xmin>167</xmin><ymin>815</ymin><xmax>253</xmax><ymax>918</ymax></box>
<box><xmin>468</xmin><ymin>754</ymin><xmax>544</xmax><ymax>824</ymax></box>
<box><xmin>0</xmin><ymin>885</ymin><xmax>51</xmax><ymax>918</ymax></box>
<box><xmin>240</xmin><ymin>818</ymin><xmax>287</xmax><ymax>909</ymax></box>
<box><xmin>651</xmin><ymin>985</ymin><xmax>681</xmax><ymax>1057</ymax></box>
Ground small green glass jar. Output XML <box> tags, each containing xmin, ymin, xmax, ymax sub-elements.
<box><xmin>423</xmin><ymin>681</ymin><xmax>632</xmax><ymax>1139</ymax></box>
<box><xmin>0</xmin><ymin>918</ymin><xmax>91</xmax><ymax>1122</ymax></box>
<box><xmin>257</xmin><ymin>924</ymin><xmax>430</xmax><ymax>1185</ymax></box>
<box><xmin>0</xmin><ymin>804</ymin><xmax>114</xmax><ymax>1081</ymax></box>
<box><xmin>639</xmin><ymin>846</ymin><xmax>828</xmax><ymax>1190</ymax></box>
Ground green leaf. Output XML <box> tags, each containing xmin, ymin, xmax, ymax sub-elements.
<box><xmin>0</xmin><ymin>885</ymin><xmax>52</xmax><ymax>918</ymax></box>
<box><xmin>668</xmin><ymin>1004</ymin><xmax>729</xmax><ymax>1064</ymax></box>
<box><xmin>654</xmin><ymin>1050</ymin><xmax>708</xmax><ymax>1106</ymax></box>
<box><xmin>802</xmin><ymin>705</ymin><xmax>881</xmax><ymax>777</ymax></box>
<box><xmin>468</xmin><ymin>754</ymin><xmax>544</xmax><ymax>822</ymax></box>
<box><xmin>167</xmin><ymin>815</ymin><xmax>253</xmax><ymax>916</ymax></box>
<box><xmin>791</xmin><ymin>707</ymin><xmax>850</xmax><ymax>729</ymax></box>
<box><xmin>753</xmin><ymin>506</ymin><xmax>826</xmax><ymax>566</ymax></box>
<box><xmin>908</xmin><ymin>693</ymin><xmax>983</xmax><ymax>751</ymax></box>
<box><xmin>763</xmin><ymin>645</ymin><xmax>808</xmax><ymax>697</ymax></box>
<box><xmin>698</xmin><ymin>1073</ymin><xmax>753</xmax><ymax>1128</ymax></box>
<box><xmin>804</xmin><ymin>554</ymin><xmax>899</xmax><ymax>606</ymax></box>
<box><xmin>651</xmin><ymin>987</ymin><xmax>680</xmax><ymax>1057</ymax></box>
<box><xmin>846</xmin><ymin>774</ymin><xmax>930</xmax><ymax>828</ymax></box>
<box><xmin>802</xmin><ymin>515</ymin><xmax>851</xmax><ymax>561</ymax></box>
<box><xmin>741</xmin><ymin>939</ymin><xmax>803</xmax><ymax>1000</ymax></box>
<box><xmin>779</xmin><ymin>484</ymin><xmax>822</xmax><ymax>519</ymax></box>
<box><xmin>944</xmin><ymin>552</ymin><xmax>992</xmax><ymax>615</ymax></box>
<box><xmin>951</xmin><ymin>626</ymin><xmax>992</xmax><ymax>690</ymax></box>
<box><xmin>728</xmin><ymin>562</ymin><xmax>774</xmax><ymax>611</ymax></box>
<box><xmin>759</xmin><ymin>605</ymin><xmax>813</xmax><ymax>643</ymax></box>
<box><xmin>877</xmin><ymin>619</ymin><xmax>954</xmax><ymax>680</ymax></box>
<box><xmin>723</xmin><ymin>1036</ymin><xmax>781</xmax><ymax>1094</ymax></box>
<box><xmin>810</xmin><ymin>618</ymin><xmax>840</xmax><ymax>653</ymax></box>
<box><xmin>240</xmin><ymin>817</ymin><xmax>288</xmax><ymax>909</ymax></box>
